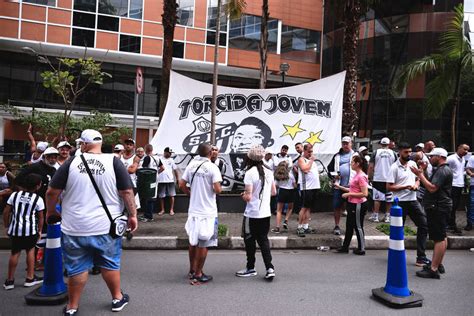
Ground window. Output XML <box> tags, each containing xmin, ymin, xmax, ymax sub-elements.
<box><xmin>281</xmin><ymin>26</ymin><xmax>321</xmax><ymax>63</ymax></box>
<box><xmin>23</xmin><ymin>0</ymin><xmax>56</xmax><ymax>6</ymax></box>
<box><xmin>98</xmin><ymin>15</ymin><xmax>119</xmax><ymax>31</ymax></box>
<box><xmin>72</xmin><ymin>28</ymin><xmax>95</xmax><ymax>47</ymax></box>
<box><xmin>74</xmin><ymin>0</ymin><xmax>96</xmax><ymax>12</ymax></box>
<box><xmin>177</xmin><ymin>0</ymin><xmax>194</xmax><ymax>27</ymax></box>
<box><xmin>228</xmin><ymin>14</ymin><xmax>278</xmax><ymax>53</ymax></box>
<box><xmin>120</xmin><ymin>35</ymin><xmax>141</xmax><ymax>53</ymax></box>
<box><xmin>206</xmin><ymin>0</ymin><xmax>227</xmax><ymax>46</ymax></box>
<box><xmin>73</xmin><ymin>12</ymin><xmax>96</xmax><ymax>28</ymax></box>
<box><xmin>129</xmin><ymin>0</ymin><xmax>143</xmax><ymax>19</ymax></box>
<box><xmin>99</xmin><ymin>0</ymin><xmax>128</xmax><ymax>17</ymax></box>
<box><xmin>172</xmin><ymin>41</ymin><xmax>184</xmax><ymax>58</ymax></box>
<box><xmin>206</xmin><ymin>31</ymin><xmax>227</xmax><ymax>46</ymax></box>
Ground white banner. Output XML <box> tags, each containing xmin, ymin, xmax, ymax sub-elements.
<box><xmin>151</xmin><ymin>71</ymin><xmax>346</xmax><ymax>191</ymax></box>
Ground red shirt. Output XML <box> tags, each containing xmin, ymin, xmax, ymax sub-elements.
<box><xmin>348</xmin><ymin>171</ymin><xmax>368</xmax><ymax>204</ymax></box>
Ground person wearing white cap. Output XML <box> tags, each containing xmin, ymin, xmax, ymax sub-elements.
<box><xmin>410</xmin><ymin>147</ymin><xmax>452</xmax><ymax>279</ymax></box>
<box><xmin>113</xmin><ymin>144</ymin><xmax>124</xmax><ymax>158</ymax></box>
<box><xmin>46</xmin><ymin>129</ymin><xmax>137</xmax><ymax>313</ymax></box>
<box><xmin>327</xmin><ymin>136</ymin><xmax>355</xmax><ymax>236</ymax></box>
<box><xmin>57</xmin><ymin>141</ymin><xmax>72</xmax><ymax>166</ymax></box>
<box><xmin>415</xmin><ymin>143</ymin><xmax>425</xmax><ymax>152</ymax></box>
<box><xmin>368</xmin><ymin>137</ymin><xmax>397</xmax><ymax>223</ymax></box>
<box><xmin>358</xmin><ymin>146</ymin><xmax>371</xmax><ymax>163</ymax></box>
<box><xmin>263</xmin><ymin>149</ymin><xmax>274</xmax><ymax>171</ymax></box>
<box><xmin>446</xmin><ymin>143</ymin><xmax>470</xmax><ymax>235</ymax></box>
<box><xmin>236</xmin><ymin>144</ymin><xmax>276</xmax><ymax>280</ymax></box>
<box><xmin>179</xmin><ymin>143</ymin><xmax>222</xmax><ymax>284</ymax></box>
<box><xmin>26</xmin><ymin>124</ymin><xmax>49</xmax><ymax>165</ymax></box>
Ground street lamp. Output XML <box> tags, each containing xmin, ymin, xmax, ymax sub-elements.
<box><xmin>280</xmin><ymin>62</ymin><xmax>290</xmax><ymax>87</ymax></box>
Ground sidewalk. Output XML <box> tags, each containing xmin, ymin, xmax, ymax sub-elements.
<box><xmin>1</xmin><ymin>211</ymin><xmax>473</xmax><ymax>250</ymax></box>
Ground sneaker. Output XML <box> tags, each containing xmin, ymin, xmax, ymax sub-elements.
<box><xmin>235</xmin><ymin>268</ymin><xmax>257</xmax><ymax>277</ymax></box>
<box><xmin>192</xmin><ymin>273</ymin><xmax>213</xmax><ymax>283</ymax></box>
<box><xmin>333</xmin><ymin>226</ymin><xmax>341</xmax><ymax>236</ymax></box>
<box><xmin>353</xmin><ymin>249</ymin><xmax>366</xmax><ymax>255</ymax></box>
<box><xmin>384</xmin><ymin>215</ymin><xmax>390</xmax><ymax>223</ymax></box>
<box><xmin>24</xmin><ymin>275</ymin><xmax>43</xmax><ymax>287</ymax></box>
<box><xmin>416</xmin><ymin>268</ymin><xmax>440</xmax><ymax>279</ymax></box>
<box><xmin>138</xmin><ymin>216</ymin><xmax>154</xmax><ymax>222</ymax></box>
<box><xmin>271</xmin><ymin>227</ymin><xmax>281</xmax><ymax>234</ymax></box>
<box><xmin>415</xmin><ymin>257</ymin><xmax>431</xmax><ymax>267</ymax></box>
<box><xmin>63</xmin><ymin>307</ymin><xmax>79</xmax><ymax>315</ymax></box>
<box><xmin>423</xmin><ymin>263</ymin><xmax>445</xmax><ymax>274</ymax></box>
<box><xmin>335</xmin><ymin>247</ymin><xmax>348</xmax><ymax>254</ymax></box>
<box><xmin>464</xmin><ymin>224</ymin><xmax>472</xmax><ymax>231</ymax></box>
<box><xmin>283</xmin><ymin>220</ymin><xmax>288</xmax><ymax>230</ymax></box>
<box><xmin>111</xmin><ymin>293</ymin><xmax>130</xmax><ymax>312</ymax></box>
<box><xmin>265</xmin><ymin>268</ymin><xmax>275</xmax><ymax>280</ymax></box>
<box><xmin>304</xmin><ymin>227</ymin><xmax>315</xmax><ymax>234</ymax></box>
<box><xmin>369</xmin><ymin>214</ymin><xmax>379</xmax><ymax>222</ymax></box>
<box><xmin>3</xmin><ymin>279</ymin><xmax>14</xmax><ymax>290</ymax></box>
<box><xmin>342</xmin><ymin>210</ymin><xmax>348</xmax><ymax>217</ymax></box>
<box><xmin>296</xmin><ymin>228</ymin><xmax>306</xmax><ymax>237</ymax></box>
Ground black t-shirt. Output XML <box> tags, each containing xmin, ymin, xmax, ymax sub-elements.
<box><xmin>422</xmin><ymin>163</ymin><xmax>453</xmax><ymax>212</ymax></box>
<box><xmin>15</xmin><ymin>161</ymin><xmax>56</xmax><ymax>199</ymax></box>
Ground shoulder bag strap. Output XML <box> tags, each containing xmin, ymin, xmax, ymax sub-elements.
<box><xmin>190</xmin><ymin>161</ymin><xmax>207</xmax><ymax>186</ymax></box>
<box><xmin>80</xmin><ymin>154</ymin><xmax>114</xmax><ymax>223</ymax></box>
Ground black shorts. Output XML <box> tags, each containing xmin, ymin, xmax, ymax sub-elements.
<box><xmin>372</xmin><ymin>181</ymin><xmax>387</xmax><ymax>193</ymax></box>
<box><xmin>425</xmin><ymin>208</ymin><xmax>449</xmax><ymax>242</ymax></box>
<box><xmin>277</xmin><ymin>188</ymin><xmax>296</xmax><ymax>204</ymax></box>
<box><xmin>10</xmin><ymin>235</ymin><xmax>38</xmax><ymax>254</ymax></box>
<box><xmin>301</xmin><ymin>189</ymin><xmax>319</xmax><ymax>209</ymax></box>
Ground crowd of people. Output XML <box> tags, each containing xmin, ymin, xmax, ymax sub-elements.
<box><xmin>1</xmin><ymin>125</ymin><xmax>473</xmax><ymax>314</ymax></box>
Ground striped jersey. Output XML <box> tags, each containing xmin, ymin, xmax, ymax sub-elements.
<box><xmin>7</xmin><ymin>191</ymin><xmax>45</xmax><ymax>237</ymax></box>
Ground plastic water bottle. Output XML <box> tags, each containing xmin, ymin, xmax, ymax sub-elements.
<box><xmin>317</xmin><ymin>246</ymin><xmax>330</xmax><ymax>252</ymax></box>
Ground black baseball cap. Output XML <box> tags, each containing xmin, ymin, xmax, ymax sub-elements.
<box><xmin>124</xmin><ymin>138</ymin><xmax>135</xmax><ymax>144</ymax></box>
<box><xmin>164</xmin><ymin>147</ymin><xmax>173</xmax><ymax>153</ymax></box>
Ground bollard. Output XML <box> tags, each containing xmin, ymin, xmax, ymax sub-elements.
<box><xmin>372</xmin><ymin>198</ymin><xmax>423</xmax><ymax>308</ymax></box>
<box><xmin>25</xmin><ymin>222</ymin><xmax>68</xmax><ymax>305</ymax></box>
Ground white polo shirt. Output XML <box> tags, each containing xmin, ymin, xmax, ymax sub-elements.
<box><xmin>467</xmin><ymin>155</ymin><xmax>474</xmax><ymax>186</ymax></box>
<box><xmin>386</xmin><ymin>160</ymin><xmax>417</xmax><ymax>201</ymax></box>
<box><xmin>447</xmin><ymin>153</ymin><xmax>465</xmax><ymax>188</ymax></box>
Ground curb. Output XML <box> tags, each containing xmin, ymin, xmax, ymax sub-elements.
<box><xmin>2</xmin><ymin>236</ymin><xmax>474</xmax><ymax>250</ymax></box>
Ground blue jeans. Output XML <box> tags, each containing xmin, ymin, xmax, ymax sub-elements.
<box><xmin>469</xmin><ymin>186</ymin><xmax>474</xmax><ymax>225</ymax></box>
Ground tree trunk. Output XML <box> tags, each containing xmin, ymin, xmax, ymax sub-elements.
<box><xmin>210</xmin><ymin>0</ymin><xmax>222</xmax><ymax>145</ymax></box>
<box><xmin>451</xmin><ymin>59</ymin><xmax>463</xmax><ymax>151</ymax></box>
<box><xmin>342</xmin><ymin>0</ymin><xmax>361</xmax><ymax>135</ymax></box>
<box><xmin>259</xmin><ymin>0</ymin><xmax>269</xmax><ymax>89</ymax></box>
<box><xmin>159</xmin><ymin>0</ymin><xmax>178</xmax><ymax>125</ymax></box>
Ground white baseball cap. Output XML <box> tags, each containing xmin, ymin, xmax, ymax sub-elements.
<box><xmin>426</xmin><ymin>148</ymin><xmax>448</xmax><ymax>158</ymax></box>
<box><xmin>114</xmin><ymin>144</ymin><xmax>125</xmax><ymax>151</ymax></box>
<box><xmin>358</xmin><ymin>146</ymin><xmax>368</xmax><ymax>153</ymax></box>
<box><xmin>380</xmin><ymin>137</ymin><xmax>390</xmax><ymax>145</ymax></box>
<box><xmin>79</xmin><ymin>129</ymin><xmax>102</xmax><ymax>144</ymax></box>
<box><xmin>43</xmin><ymin>147</ymin><xmax>59</xmax><ymax>156</ymax></box>
<box><xmin>37</xmin><ymin>141</ymin><xmax>48</xmax><ymax>152</ymax></box>
<box><xmin>415</xmin><ymin>143</ymin><xmax>425</xmax><ymax>149</ymax></box>
<box><xmin>57</xmin><ymin>141</ymin><xmax>72</xmax><ymax>149</ymax></box>
<box><xmin>341</xmin><ymin>136</ymin><xmax>352</xmax><ymax>143</ymax></box>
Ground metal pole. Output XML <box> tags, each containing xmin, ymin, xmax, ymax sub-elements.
<box><xmin>132</xmin><ymin>87</ymin><xmax>139</xmax><ymax>141</ymax></box>
<box><xmin>282</xmin><ymin>72</ymin><xmax>285</xmax><ymax>87</ymax></box>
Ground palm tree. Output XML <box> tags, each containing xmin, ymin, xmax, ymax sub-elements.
<box><xmin>393</xmin><ymin>4</ymin><xmax>471</xmax><ymax>150</ymax></box>
<box><xmin>159</xmin><ymin>0</ymin><xmax>178</xmax><ymax>125</ymax></box>
<box><xmin>210</xmin><ymin>0</ymin><xmax>246</xmax><ymax>144</ymax></box>
<box><xmin>259</xmin><ymin>0</ymin><xmax>269</xmax><ymax>89</ymax></box>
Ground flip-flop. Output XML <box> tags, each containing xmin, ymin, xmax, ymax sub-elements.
<box><xmin>158</xmin><ymin>211</ymin><xmax>165</xmax><ymax>216</ymax></box>
<box><xmin>169</xmin><ymin>211</ymin><xmax>175</xmax><ymax>216</ymax></box>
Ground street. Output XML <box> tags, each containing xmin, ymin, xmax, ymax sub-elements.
<box><xmin>0</xmin><ymin>250</ymin><xmax>472</xmax><ymax>315</ymax></box>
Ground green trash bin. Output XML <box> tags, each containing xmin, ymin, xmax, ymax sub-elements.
<box><xmin>136</xmin><ymin>168</ymin><xmax>158</xmax><ymax>199</ymax></box>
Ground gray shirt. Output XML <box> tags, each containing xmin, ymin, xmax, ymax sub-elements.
<box><xmin>422</xmin><ymin>163</ymin><xmax>453</xmax><ymax>212</ymax></box>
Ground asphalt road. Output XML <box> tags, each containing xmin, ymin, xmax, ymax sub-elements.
<box><xmin>0</xmin><ymin>250</ymin><xmax>473</xmax><ymax>315</ymax></box>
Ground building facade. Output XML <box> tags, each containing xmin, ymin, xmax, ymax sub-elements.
<box><xmin>0</xmin><ymin>0</ymin><xmax>323</xmax><ymax>152</ymax></box>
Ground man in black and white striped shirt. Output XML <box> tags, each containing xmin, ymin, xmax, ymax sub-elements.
<box><xmin>3</xmin><ymin>174</ymin><xmax>44</xmax><ymax>290</ymax></box>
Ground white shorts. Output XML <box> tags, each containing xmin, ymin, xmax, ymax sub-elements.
<box><xmin>185</xmin><ymin>216</ymin><xmax>218</xmax><ymax>248</ymax></box>
<box><xmin>372</xmin><ymin>188</ymin><xmax>393</xmax><ymax>202</ymax></box>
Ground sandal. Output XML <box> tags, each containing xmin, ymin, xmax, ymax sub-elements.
<box><xmin>158</xmin><ymin>210</ymin><xmax>165</xmax><ymax>216</ymax></box>
<box><xmin>170</xmin><ymin>210</ymin><xmax>175</xmax><ymax>216</ymax></box>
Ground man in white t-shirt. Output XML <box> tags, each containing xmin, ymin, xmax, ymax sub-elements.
<box><xmin>368</xmin><ymin>137</ymin><xmax>397</xmax><ymax>223</ymax></box>
<box><xmin>446</xmin><ymin>143</ymin><xmax>469</xmax><ymax>235</ymax></box>
<box><xmin>179</xmin><ymin>143</ymin><xmax>222</xmax><ymax>284</ymax></box>
<box><xmin>46</xmin><ymin>129</ymin><xmax>137</xmax><ymax>314</ymax></box>
<box><xmin>386</xmin><ymin>142</ymin><xmax>429</xmax><ymax>267</ymax></box>
<box><xmin>296</xmin><ymin>143</ymin><xmax>320</xmax><ymax>237</ymax></box>
<box><xmin>466</xmin><ymin>154</ymin><xmax>474</xmax><ymax>231</ymax></box>
<box><xmin>263</xmin><ymin>150</ymin><xmax>275</xmax><ymax>171</ymax></box>
<box><xmin>158</xmin><ymin>147</ymin><xmax>179</xmax><ymax>216</ymax></box>
<box><xmin>273</xmin><ymin>145</ymin><xmax>293</xmax><ymax>169</ymax></box>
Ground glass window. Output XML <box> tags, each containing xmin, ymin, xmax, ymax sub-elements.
<box><xmin>98</xmin><ymin>15</ymin><xmax>119</xmax><ymax>31</ymax></box>
<box><xmin>120</xmin><ymin>35</ymin><xmax>141</xmax><ymax>53</ymax></box>
<box><xmin>72</xmin><ymin>28</ymin><xmax>95</xmax><ymax>47</ymax></box>
<box><xmin>173</xmin><ymin>41</ymin><xmax>184</xmax><ymax>58</ymax></box>
<box><xmin>206</xmin><ymin>30</ymin><xmax>227</xmax><ymax>46</ymax></box>
<box><xmin>228</xmin><ymin>14</ymin><xmax>278</xmax><ymax>53</ymax></box>
<box><xmin>73</xmin><ymin>12</ymin><xmax>96</xmax><ymax>28</ymax></box>
<box><xmin>99</xmin><ymin>0</ymin><xmax>128</xmax><ymax>17</ymax></box>
<box><xmin>177</xmin><ymin>0</ymin><xmax>194</xmax><ymax>26</ymax></box>
<box><xmin>281</xmin><ymin>26</ymin><xmax>321</xmax><ymax>63</ymax></box>
<box><xmin>74</xmin><ymin>0</ymin><xmax>97</xmax><ymax>12</ymax></box>
<box><xmin>207</xmin><ymin>0</ymin><xmax>227</xmax><ymax>32</ymax></box>
<box><xmin>129</xmin><ymin>0</ymin><xmax>143</xmax><ymax>19</ymax></box>
<box><xmin>23</xmin><ymin>0</ymin><xmax>56</xmax><ymax>6</ymax></box>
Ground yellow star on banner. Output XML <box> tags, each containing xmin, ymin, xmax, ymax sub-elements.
<box><xmin>304</xmin><ymin>130</ymin><xmax>324</xmax><ymax>145</ymax></box>
<box><xmin>281</xmin><ymin>119</ymin><xmax>306</xmax><ymax>140</ymax></box>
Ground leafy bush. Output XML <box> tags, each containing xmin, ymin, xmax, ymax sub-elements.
<box><xmin>376</xmin><ymin>223</ymin><xmax>417</xmax><ymax>236</ymax></box>
<box><xmin>218</xmin><ymin>224</ymin><xmax>228</xmax><ymax>237</ymax></box>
